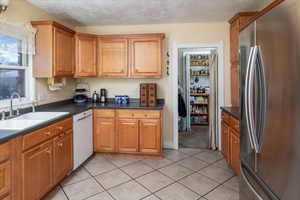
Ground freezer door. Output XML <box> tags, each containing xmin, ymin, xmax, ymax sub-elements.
<box><xmin>243</xmin><ymin>0</ymin><xmax>300</xmax><ymax>199</ymax></box>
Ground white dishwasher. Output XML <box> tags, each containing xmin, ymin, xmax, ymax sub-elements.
<box><xmin>73</xmin><ymin>109</ymin><xmax>93</xmax><ymax>170</ymax></box>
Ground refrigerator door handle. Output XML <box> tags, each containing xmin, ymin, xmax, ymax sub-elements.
<box><xmin>241</xmin><ymin>163</ymin><xmax>264</xmax><ymax>200</ymax></box>
<box><xmin>257</xmin><ymin>45</ymin><xmax>267</xmax><ymax>153</ymax></box>
<box><xmin>245</xmin><ymin>46</ymin><xmax>256</xmax><ymax>150</ymax></box>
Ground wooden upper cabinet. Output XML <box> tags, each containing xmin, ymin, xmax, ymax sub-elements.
<box><xmin>129</xmin><ymin>36</ymin><xmax>163</xmax><ymax>78</ymax></box>
<box><xmin>229</xmin><ymin>12</ymin><xmax>257</xmax><ymax>106</ymax></box>
<box><xmin>53</xmin><ymin>27</ymin><xmax>75</xmax><ymax>76</ymax></box>
<box><xmin>117</xmin><ymin>119</ymin><xmax>139</xmax><ymax>153</ymax></box>
<box><xmin>31</xmin><ymin>21</ymin><xmax>75</xmax><ymax>78</ymax></box>
<box><xmin>75</xmin><ymin>33</ymin><xmax>98</xmax><ymax>77</ymax></box>
<box><xmin>94</xmin><ymin>117</ymin><xmax>116</xmax><ymax>152</ymax></box>
<box><xmin>98</xmin><ymin>38</ymin><xmax>128</xmax><ymax>77</ymax></box>
<box><xmin>139</xmin><ymin>119</ymin><xmax>161</xmax><ymax>154</ymax></box>
<box><xmin>22</xmin><ymin>141</ymin><xmax>53</xmax><ymax>200</ymax></box>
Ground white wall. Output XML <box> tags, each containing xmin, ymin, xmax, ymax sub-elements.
<box><xmin>76</xmin><ymin>22</ymin><xmax>231</xmax><ymax>147</ymax></box>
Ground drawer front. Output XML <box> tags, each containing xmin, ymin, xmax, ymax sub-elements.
<box><xmin>94</xmin><ymin>109</ymin><xmax>115</xmax><ymax>118</ymax></box>
<box><xmin>0</xmin><ymin>142</ymin><xmax>11</xmax><ymax>163</ymax></box>
<box><xmin>54</xmin><ymin>117</ymin><xmax>73</xmax><ymax>134</ymax></box>
<box><xmin>230</xmin><ymin>116</ymin><xmax>240</xmax><ymax>133</ymax></box>
<box><xmin>0</xmin><ymin>161</ymin><xmax>11</xmax><ymax>198</ymax></box>
<box><xmin>221</xmin><ymin>111</ymin><xmax>230</xmax><ymax>124</ymax></box>
<box><xmin>22</xmin><ymin>126</ymin><xmax>54</xmax><ymax>151</ymax></box>
<box><xmin>117</xmin><ymin>109</ymin><xmax>160</xmax><ymax>119</ymax></box>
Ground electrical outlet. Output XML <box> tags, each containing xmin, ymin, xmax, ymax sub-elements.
<box><xmin>37</xmin><ymin>93</ymin><xmax>45</xmax><ymax>101</ymax></box>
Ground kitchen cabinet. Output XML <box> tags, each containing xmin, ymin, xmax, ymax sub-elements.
<box><xmin>22</xmin><ymin>141</ymin><xmax>53</xmax><ymax>200</ymax></box>
<box><xmin>221</xmin><ymin>121</ymin><xmax>230</xmax><ymax>161</ymax></box>
<box><xmin>94</xmin><ymin>117</ymin><xmax>116</xmax><ymax>152</ymax></box>
<box><xmin>230</xmin><ymin>130</ymin><xmax>240</xmax><ymax>174</ymax></box>
<box><xmin>98</xmin><ymin>38</ymin><xmax>128</xmax><ymax>77</ymax></box>
<box><xmin>31</xmin><ymin>21</ymin><xmax>75</xmax><ymax>78</ymax></box>
<box><xmin>221</xmin><ymin>110</ymin><xmax>240</xmax><ymax>175</ymax></box>
<box><xmin>139</xmin><ymin>119</ymin><xmax>161</xmax><ymax>154</ymax></box>
<box><xmin>129</xmin><ymin>37</ymin><xmax>163</xmax><ymax>78</ymax></box>
<box><xmin>0</xmin><ymin>161</ymin><xmax>11</xmax><ymax>199</ymax></box>
<box><xmin>228</xmin><ymin>12</ymin><xmax>257</xmax><ymax>106</ymax></box>
<box><xmin>93</xmin><ymin>109</ymin><xmax>162</xmax><ymax>156</ymax></box>
<box><xmin>117</xmin><ymin>119</ymin><xmax>139</xmax><ymax>153</ymax></box>
<box><xmin>19</xmin><ymin>117</ymin><xmax>73</xmax><ymax>200</ymax></box>
<box><xmin>75</xmin><ymin>33</ymin><xmax>98</xmax><ymax>77</ymax></box>
<box><xmin>53</xmin><ymin>130</ymin><xmax>73</xmax><ymax>185</ymax></box>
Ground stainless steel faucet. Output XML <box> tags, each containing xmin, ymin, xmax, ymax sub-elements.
<box><xmin>9</xmin><ymin>92</ymin><xmax>21</xmax><ymax>117</ymax></box>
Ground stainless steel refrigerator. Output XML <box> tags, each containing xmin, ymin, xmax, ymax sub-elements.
<box><xmin>239</xmin><ymin>0</ymin><xmax>300</xmax><ymax>199</ymax></box>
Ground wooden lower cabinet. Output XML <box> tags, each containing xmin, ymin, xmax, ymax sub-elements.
<box><xmin>94</xmin><ymin>117</ymin><xmax>116</xmax><ymax>152</ymax></box>
<box><xmin>221</xmin><ymin>121</ymin><xmax>230</xmax><ymax>161</ymax></box>
<box><xmin>18</xmin><ymin>117</ymin><xmax>73</xmax><ymax>200</ymax></box>
<box><xmin>117</xmin><ymin>119</ymin><xmax>139</xmax><ymax>153</ymax></box>
<box><xmin>0</xmin><ymin>161</ymin><xmax>11</xmax><ymax>199</ymax></box>
<box><xmin>93</xmin><ymin>109</ymin><xmax>162</xmax><ymax>156</ymax></box>
<box><xmin>230</xmin><ymin>130</ymin><xmax>240</xmax><ymax>174</ymax></box>
<box><xmin>139</xmin><ymin>119</ymin><xmax>161</xmax><ymax>154</ymax></box>
<box><xmin>22</xmin><ymin>141</ymin><xmax>53</xmax><ymax>200</ymax></box>
<box><xmin>221</xmin><ymin>111</ymin><xmax>240</xmax><ymax>175</ymax></box>
<box><xmin>53</xmin><ymin>130</ymin><xmax>73</xmax><ymax>185</ymax></box>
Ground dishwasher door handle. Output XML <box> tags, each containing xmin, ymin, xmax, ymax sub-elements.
<box><xmin>76</xmin><ymin>114</ymin><xmax>92</xmax><ymax>122</ymax></box>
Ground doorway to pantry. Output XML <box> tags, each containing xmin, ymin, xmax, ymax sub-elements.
<box><xmin>177</xmin><ymin>47</ymin><xmax>219</xmax><ymax>149</ymax></box>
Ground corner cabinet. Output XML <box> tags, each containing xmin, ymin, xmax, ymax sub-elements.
<box><xmin>31</xmin><ymin>21</ymin><xmax>75</xmax><ymax>78</ymax></box>
<box><xmin>93</xmin><ymin>109</ymin><xmax>162</xmax><ymax>156</ymax></box>
<box><xmin>221</xmin><ymin>111</ymin><xmax>240</xmax><ymax>175</ymax></box>
<box><xmin>129</xmin><ymin>36</ymin><xmax>163</xmax><ymax>78</ymax></box>
<box><xmin>75</xmin><ymin>33</ymin><xmax>98</xmax><ymax>77</ymax></box>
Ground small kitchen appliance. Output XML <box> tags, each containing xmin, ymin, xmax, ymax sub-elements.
<box><xmin>100</xmin><ymin>88</ymin><xmax>107</xmax><ymax>103</ymax></box>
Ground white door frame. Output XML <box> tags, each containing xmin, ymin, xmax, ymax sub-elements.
<box><xmin>171</xmin><ymin>41</ymin><xmax>225</xmax><ymax>150</ymax></box>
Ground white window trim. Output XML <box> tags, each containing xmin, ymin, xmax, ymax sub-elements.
<box><xmin>0</xmin><ymin>21</ymin><xmax>36</xmax><ymax>110</ymax></box>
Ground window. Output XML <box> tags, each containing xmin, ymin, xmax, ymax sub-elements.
<box><xmin>0</xmin><ymin>21</ymin><xmax>35</xmax><ymax>108</ymax></box>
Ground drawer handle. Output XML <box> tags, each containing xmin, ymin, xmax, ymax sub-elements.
<box><xmin>44</xmin><ymin>131</ymin><xmax>51</xmax><ymax>136</ymax></box>
<box><xmin>144</xmin><ymin>114</ymin><xmax>148</xmax><ymax>117</ymax></box>
<box><xmin>131</xmin><ymin>114</ymin><xmax>134</xmax><ymax>117</ymax></box>
<box><xmin>45</xmin><ymin>149</ymin><xmax>51</xmax><ymax>154</ymax></box>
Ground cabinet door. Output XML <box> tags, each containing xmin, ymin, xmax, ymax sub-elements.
<box><xmin>230</xmin><ymin>130</ymin><xmax>240</xmax><ymax>175</ymax></box>
<box><xmin>221</xmin><ymin>121</ymin><xmax>230</xmax><ymax>161</ymax></box>
<box><xmin>98</xmin><ymin>39</ymin><xmax>128</xmax><ymax>77</ymax></box>
<box><xmin>117</xmin><ymin>119</ymin><xmax>139</xmax><ymax>153</ymax></box>
<box><xmin>22</xmin><ymin>141</ymin><xmax>53</xmax><ymax>200</ymax></box>
<box><xmin>129</xmin><ymin>38</ymin><xmax>162</xmax><ymax>77</ymax></box>
<box><xmin>139</xmin><ymin>119</ymin><xmax>161</xmax><ymax>154</ymax></box>
<box><xmin>230</xmin><ymin>20</ymin><xmax>240</xmax><ymax>63</ymax></box>
<box><xmin>75</xmin><ymin>34</ymin><xmax>97</xmax><ymax>77</ymax></box>
<box><xmin>0</xmin><ymin>161</ymin><xmax>11</xmax><ymax>198</ymax></box>
<box><xmin>94</xmin><ymin>117</ymin><xmax>116</xmax><ymax>152</ymax></box>
<box><xmin>54</xmin><ymin>27</ymin><xmax>75</xmax><ymax>77</ymax></box>
<box><xmin>231</xmin><ymin>63</ymin><xmax>240</xmax><ymax>106</ymax></box>
<box><xmin>53</xmin><ymin>130</ymin><xmax>73</xmax><ymax>184</ymax></box>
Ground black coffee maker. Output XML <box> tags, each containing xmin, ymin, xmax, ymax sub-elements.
<box><xmin>100</xmin><ymin>89</ymin><xmax>107</xmax><ymax>103</ymax></box>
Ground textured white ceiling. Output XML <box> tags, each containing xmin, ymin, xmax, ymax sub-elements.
<box><xmin>25</xmin><ymin>0</ymin><xmax>273</xmax><ymax>26</ymax></box>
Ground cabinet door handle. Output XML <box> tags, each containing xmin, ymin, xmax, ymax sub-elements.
<box><xmin>58</xmin><ymin>143</ymin><xmax>63</xmax><ymax>147</ymax></box>
<box><xmin>45</xmin><ymin>148</ymin><xmax>52</xmax><ymax>154</ymax></box>
<box><xmin>44</xmin><ymin>131</ymin><xmax>51</xmax><ymax>136</ymax></box>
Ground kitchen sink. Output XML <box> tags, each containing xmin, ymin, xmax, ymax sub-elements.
<box><xmin>15</xmin><ymin>112</ymin><xmax>69</xmax><ymax>121</ymax></box>
<box><xmin>0</xmin><ymin>112</ymin><xmax>69</xmax><ymax>130</ymax></box>
<box><xmin>0</xmin><ymin>119</ymin><xmax>43</xmax><ymax>130</ymax></box>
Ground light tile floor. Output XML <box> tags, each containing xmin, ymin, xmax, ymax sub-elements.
<box><xmin>44</xmin><ymin>148</ymin><xmax>239</xmax><ymax>200</ymax></box>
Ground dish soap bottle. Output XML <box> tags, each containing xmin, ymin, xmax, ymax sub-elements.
<box><xmin>92</xmin><ymin>91</ymin><xmax>99</xmax><ymax>103</ymax></box>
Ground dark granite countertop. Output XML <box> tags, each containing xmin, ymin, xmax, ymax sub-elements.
<box><xmin>221</xmin><ymin>106</ymin><xmax>240</xmax><ymax>120</ymax></box>
<box><xmin>0</xmin><ymin>99</ymin><xmax>165</xmax><ymax>143</ymax></box>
